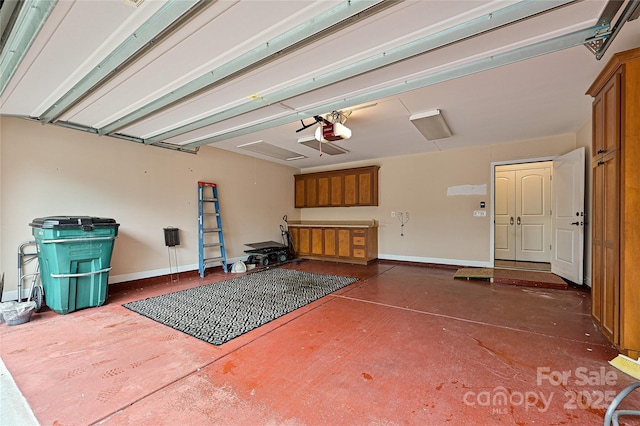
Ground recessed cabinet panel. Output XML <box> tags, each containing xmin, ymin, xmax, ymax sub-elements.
<box><xmin>330</xmin><ymin>175</ymin><xmax>343</xmax><ymax>206</ymax></box>
<box><xmin>305</xmin><ymin>176</ymin><xmax>318</xmax><ymax>207</ymax></box>
<box><xmin>344</xmin><ymin>174</ymin><xmax>357</xmax><ymax>205</ymax></box>
<box><xmin>318</xmin><ymin>177</ymin><xmax>330</xmax><ymax>206</ymax></box>
<box><xmin>338</xmin><ymin>229</ymin><xmax>351</xmax><ymax>257</ymax></box>
<box><xmin>311</xmin><ymin>228</ymin><xmax>323</xmax><ymax>255</ymax></box>
<box><xmin>358</xmin><ymin>172</ymin><xmax>372</xmax><ymax>205</ymax></box>
<box><xmin>298</xmin><ymin>228</ymin><xmax>310</xmax><ymax>255</ymax></box>
<box><xmin>295</xmin><ymin>179</ymin><xmax>305</xmax><ymax>208</ymax></box>
<box><xmin>324</xmin><ymin>229</ymin><xmax>336</xmax><ymax>256</ymax></box>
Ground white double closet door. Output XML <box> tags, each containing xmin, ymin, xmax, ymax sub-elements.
<box><xmin>495</xmin><ymin>162</ymin><xmax>552</xmax><ymax>263</ymax></box>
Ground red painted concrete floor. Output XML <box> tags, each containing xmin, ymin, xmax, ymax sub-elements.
<box><xmin>1</xmin><ymin>260</ymin><xmax>639</xmax><ymax>425</ymax></box>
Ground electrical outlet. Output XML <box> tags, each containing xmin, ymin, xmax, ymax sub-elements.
<box><xmin>391</xmin><ymin>211</ymin><xmax>395</xmax><ymax>218</ymax></box>
<box><xmin>473</xmin><ymin>210</ymin><xmax>486</xmax><ymax>217</ymax></box>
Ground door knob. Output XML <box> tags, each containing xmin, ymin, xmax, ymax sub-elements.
<box><xmin>517</xmin><ymin>217</ymin><xmax>521</xmax><ymax>225</ymax></box>
<box><xmin>510</xmin><ymin>217</ymin><xmax>514</xmax><ymax>225</ymax></box>
<box><xmin>571</xmin><ymin>221</ymin><xmax>583</xmax><ymax>226</ymax></box>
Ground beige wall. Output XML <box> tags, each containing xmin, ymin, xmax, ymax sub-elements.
<box><xmin>301</xmin><ymin>134</ymin><xmax>579</xmax><ymax>268</ymax></box>
<box><xmin>0</xmin><ymin>117</ymin><xmax>299</xmax><ymax>295</ymax></box>
<box><xmin>1</xmin><ymin>116</ymin><xmax>590</xmax><ymax>299</ymax></box>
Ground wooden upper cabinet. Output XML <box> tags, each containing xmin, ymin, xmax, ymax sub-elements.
<box><xmin>294</xmin><ymin>165</ymin><xmax>379</xmax><ymax>208</ymax></box>
<box><xmin>591</xmin><ymin>71</ymin><xmax>621</xmax><ymax>160</ymax></box>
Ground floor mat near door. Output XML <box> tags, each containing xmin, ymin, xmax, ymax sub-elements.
<box><xmin>454</xmin><ymin>267</ymin><xmax>568</xmax><ymax>289</ymax></box>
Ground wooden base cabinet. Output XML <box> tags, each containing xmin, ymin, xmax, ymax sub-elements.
<box><xmin>587</xmin><ymin>47</ymin><xmax>640</xmax><ymax>358</ymax></box>
<box><xmin>288</xmin><ymin>222</ymin><xmax>378</xmax><ymax>265</ymax></box>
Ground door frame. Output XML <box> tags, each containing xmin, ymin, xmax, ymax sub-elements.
<box><xmin>490</xmin><ymin>156</ymin><xmax>556</xmax><ymax>267</ymax></box>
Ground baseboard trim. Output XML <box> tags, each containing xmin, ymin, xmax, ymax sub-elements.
<box><xmin>378</xmin><ymin>254</ymin><xmax>491</xmax><ymax>268</ymax></box>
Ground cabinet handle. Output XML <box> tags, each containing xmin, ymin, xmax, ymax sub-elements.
<box><xmin>597</xmin><ymin>149</ymin><xmax>606</xmax><ymax>154</ymax></box>
<box><xmin>597</xmin><ymin>161</ymin><xmax>605</xmax><ymax>166</ymax></box>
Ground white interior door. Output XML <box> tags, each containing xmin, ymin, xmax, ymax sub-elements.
<box><xmin>495</xmin><ymin>170</ymin><xmax>516</xmax><ymax>260</ymax></box>
<box><xmin>494</xmin><ymin>163</ymin><xmax>552</xmax><ymax>262</ymax></box>
<box><xmin>516</xmin><ymin>166</ymin><xmax>552</xmax><ymax>262</ymax></box>
<box><xmin>551</xmin><ymin>148</ymin><xmax>585</xmax><ymax>284</ymax></box>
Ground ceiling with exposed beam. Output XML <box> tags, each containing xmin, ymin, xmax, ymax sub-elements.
<box><xmin>1</xmin><ymin>0</ymin><xmax>639</xmax><ymax>168</ymax></box>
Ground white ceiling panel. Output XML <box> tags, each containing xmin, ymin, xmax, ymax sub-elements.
<box><xmin>118</xmin><ymin>0</ymin><xmax>566</xmax><ymax>141</ymax></box>
<box><xmin>61</xmin><ymin>0</ymin><xmax>339</xmax><ymax>127</ymax></box>
<box><xmin>164</xmin><ymin>104</ymin><xmax>294</xmax><ymax>145</ymax></box>
<box><xmin>1</xmin><ymin>0</ymin><xmax>159</xmax><ymax>114</ymax></box>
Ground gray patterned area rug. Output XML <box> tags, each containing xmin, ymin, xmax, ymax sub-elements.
<box><xmin>123</xmin><ymin>268</ymin><xmax>358</xmax><ymax>345</ymax></box>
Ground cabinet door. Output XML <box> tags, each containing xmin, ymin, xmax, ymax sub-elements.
<box><xmin>318</xmin><ymin>176</ymin><xmax>330</xmax><ymax>207</ymax></box>
<box><xmin>592</xmin><ymin>71</ymin><xmax>620</xmax><ymax>160</ymax></box>
<box><xmin>592</xmin><ymin>152</ymin><xmax>619</xmax><ymax>341</ymax></box>
<box><xmin>305</xmin><ymin>176</ymin><xmax>318</xmax><ymax>207</ymax></box>
<box><xmin>592</xmin><ymin>159</ymin><xmax>604</xmax><ymax>327</ymax></box>
<box><xmin>295</xmin><ymin>177</ymin><xmax>305</xmax><ymax>208</ymax></box>
<box><xmin>311</xmin><ymin>228</ymin><xmax>323</xmax><ymax>255</ymax></box>
<box><xmin>338</xmin><ymin>229</ymin><xmax>351</xmax><ymax>257</ymax></box>
<box><xmin>324</xmin><ymin>228</ymin><xmax>337</xmax><ymax>256</ymax></box>
<box><xmin>592</xmin><ymin>92</ymin><xmax>603</xmax><ymax>160</ymax></box>
<box><xmin>297</xmin><ymin>228</ymin><xmax>311</xmax><ymax>255</ymax></box>
<box><xmin>344</xmin><ymin>173</ymin><xmax>357</xmax><ymax>206</ymax></box>
<box><xmin>602</xmin><ymin>152</ymin><xmax>620</xmax><ymax>342</ymax></box>
<box><xmin>330</xmin><ymin>175</ymin><xmax>343</xmax><ymax>206</ymax></box>
<box><xmin>602</xmin><ymin>72</ymin><xmax>621</xmax><ymax>156</ymax></box>
<box><xmin>358</xmin><ymin>170</ymin><xmax>374</xmax><ymax>205</ymax></box>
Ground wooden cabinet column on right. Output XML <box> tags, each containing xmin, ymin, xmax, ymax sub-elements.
<box><xmin>587</xmin><ymin>47</ymin><xmax>640</xmax><ymax>358</ymax></box>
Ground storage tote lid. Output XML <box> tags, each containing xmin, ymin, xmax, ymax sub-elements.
<box><xmin>29</xmin><ymin>216</ymin><xmax>119</xmax><ymax>230</ymax></box>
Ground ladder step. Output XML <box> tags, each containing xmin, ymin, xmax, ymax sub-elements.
<box><xmin>203</xmin><ymin>212</ymin><xmax>219</xmax><ymax>216</ymax></box>
<box><xmin>202</xmin><ymin>198</ymin><xmax>218</xmax><ymax>202</ymax></box>
<box><xmin>203</xmin><ymin>243</ymin><xmax>223</xmax><ymax>248</ymax></box>
<box><xmin>203</xmin><ymin>228</ymin><xmax>222</xmax><ymax>233</ymax></box>
<box><xmin>204</xmin><ymin>257</ymin><xmax>224</xmax><ymax>264</ymax></box>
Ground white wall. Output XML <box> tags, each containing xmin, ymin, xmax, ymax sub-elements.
<box><xmin>0</xmin><ymin>117</ymin><xmax>300</xmax><ymax>297</ymax></box>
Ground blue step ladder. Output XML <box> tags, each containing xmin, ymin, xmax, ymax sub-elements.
<box><xmin>198</xmin><ymin>181</ymin><xmax>227</xmax><ymax>277</ymax></box>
